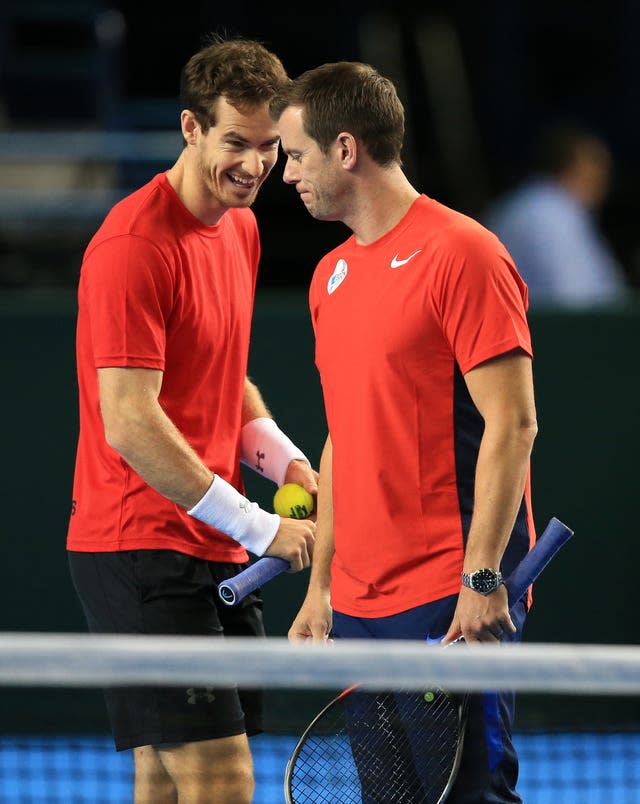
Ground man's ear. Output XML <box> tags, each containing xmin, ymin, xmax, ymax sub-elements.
<box><xmin>337</xmin><ymin>132</ymin><xmax>358</xmax><ymax>169</ymax></box>
<box><xmin>181</xmin><ymin>110</ymin><xmax>199</xmax><ymax>146</ymax></box>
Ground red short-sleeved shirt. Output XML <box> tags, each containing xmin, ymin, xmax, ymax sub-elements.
<box><xmin>310</xmin><ymin>195</ymin><xmax>535</xmax><ymax>617</ymax></box>
<box><xmin>67</xmin><ymin>172</ymin><xmax>258</xmax><ymax>561</ymax></box>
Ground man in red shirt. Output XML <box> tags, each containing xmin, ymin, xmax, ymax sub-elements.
<box><xmin>272</xmin><ymin>62</ymin><xmax>538</xmax><ymax>802</ymax></box>
<box><xmin>67</xmin><ymin>36</ymin><xmax>317</xmax><ymax>804</ymax></box>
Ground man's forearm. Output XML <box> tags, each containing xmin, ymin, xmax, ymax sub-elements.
<box><xmin>463</xmin><ymin>421</ymin><xmax>537</xmax><ymax>569</ymax></box>
<box><xmin>242</xmin><ymin>376</ymin><xmax>272</xmax><ymax>425</ymax></box>
<box><xmin>308</xmin><ymin>435</ymin><xmax>334</xmax><ymax>590</ymax></box>
<box><xmin>104</xmin><ymin>395</ymin><xmax>213</xmax><ymax>509</ymax></box>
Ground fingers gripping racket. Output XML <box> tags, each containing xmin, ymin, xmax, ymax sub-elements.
<box><xmin>283</xmin><ymin>517</ymin><xmax>573</xmax><ymax>804</ymax></box>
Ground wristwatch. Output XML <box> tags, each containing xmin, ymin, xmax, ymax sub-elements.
<box><xmin>461</xmin><ymin>568</ymin><xmax>503</xmax><ymax>595</ymax></box>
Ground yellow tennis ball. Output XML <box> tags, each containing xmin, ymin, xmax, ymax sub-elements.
<box><xmin>273</xmin><ymin>483</ymin><xmax>314</xmax><ymax>519</ymax></box>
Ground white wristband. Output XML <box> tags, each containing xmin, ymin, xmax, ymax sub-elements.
<box><xmin>240</xmin><ymin>417</ymin><xmax>310</xmax><ymax>487</ymax></box>
<box><xmin>187</xmin><ymin>476</ymin><xmax>280</xmax><ymax>556</ymax></box>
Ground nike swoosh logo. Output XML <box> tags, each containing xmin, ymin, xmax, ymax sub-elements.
<box><xmin>425</xmin><ymin>634</ymin><xmax>444</xmax><ymax>645</ymax></box>
<box><xmin>390</xmin><ymin>249</ymin><xmax>422</xmax><ymax>268</ymax></box>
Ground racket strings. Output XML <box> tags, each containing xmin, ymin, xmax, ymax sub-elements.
<box><xmin>287</xmin><ymin>689</ymin><xmax>464</xmax><ymax>803</ymax></box>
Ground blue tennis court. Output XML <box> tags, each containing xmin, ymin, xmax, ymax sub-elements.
<box><xmin>0</xmin><ymin>731</ymin><xmax>638</xmax><ymax>803</ymax></box>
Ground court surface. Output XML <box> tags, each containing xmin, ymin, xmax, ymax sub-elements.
<box><xmin>1</xmin><ymin>731</ymin><xmax>638</xmax><ymax>803</ymax></box>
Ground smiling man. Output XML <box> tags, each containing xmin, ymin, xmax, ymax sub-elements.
<box><xmin>66</xmin><ymin>36</ymin><xmax>318</xmax><ymax>804</ymax></box>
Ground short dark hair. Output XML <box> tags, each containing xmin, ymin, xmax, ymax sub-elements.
<box><xmin>180</xmin><ymin>34</ymin><xmax>289</xmax><ymax>134</ymax></box>
<box><xmin>271</xmin><ymin>61</ymin><xmax>405</xmax><ymax>167</ymax></box>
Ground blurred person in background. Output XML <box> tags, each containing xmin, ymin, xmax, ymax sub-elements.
<box><xmin>485</xmin><ymin>123</ymin><xmax>629</xmax><ymax>309</ymax></box>
<box><xmin>66</xmin><ymin>35</ymin><xmax>317</xmax><ymax>804</ymax></box>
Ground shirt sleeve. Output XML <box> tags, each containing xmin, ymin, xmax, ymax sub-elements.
<box><xmin>81</xmin><ymin>234</ymin><xmax>174</xmax><ymax>370</ymax></box>
<box><xmin>434</xmin><ymin>226</ymin><xmax>533</xmax><ymax>374</ymax></box>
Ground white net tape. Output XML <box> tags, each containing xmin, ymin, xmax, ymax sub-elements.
<box><xmin>0</xmin><ymin>633</ymin><xmax>639</xmax><ymax>694</ymax></box>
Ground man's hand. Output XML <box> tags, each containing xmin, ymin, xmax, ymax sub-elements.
<box><xmin>284</xmin><ymin>459</ymin><xmax>319</xmax><ymax>520</ymax></box>
<box><xmin>442</xmin><ymin>584</ymin><xmax>516</xmax><ymax>645</ymax></box>
<box><xmin>265</xmin><ymin>517</ymin><xmax>316</xmax><ymax>571</ymax></box>
<box><xmin>288</xmin><ymin>587</ymin><xmax>332</xmax><ymax>642</ymax></box>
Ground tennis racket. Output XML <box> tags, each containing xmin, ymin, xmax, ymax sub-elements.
<box><xmin>284</xmin><ymin>516</ymin><xmax>573</xmax><ymax>804</ymax></box>
<box><xmin>218</xmin><ymin>514</ymin><xmax>571</xmax><ymax>609</ymax></box>
<box><xmin>218</xmin><ymin>557</ymin><xmax>289</xmax><ymax>606</ymax></box>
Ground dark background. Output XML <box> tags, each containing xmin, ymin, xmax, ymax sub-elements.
<box><xmin>2</xmin><ymin>1</ymin><xmax>640</xmax><ymax>291</ymax></box>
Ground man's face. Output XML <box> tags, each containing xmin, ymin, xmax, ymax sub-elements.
<box><xmin>194</xmin><ymin>96</ymin><xmax>281</xmax><ymax>210</ymax></box>
<box><xmin>278</xmin><ymin>106</ymin><xmax>343</xmax><ymax>222</ymax></box>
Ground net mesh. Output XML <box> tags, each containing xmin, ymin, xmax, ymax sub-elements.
<box><xmin>0</xmin><ymin>633</ymin><xmax>638</xmax><ymax>803</ymax></box>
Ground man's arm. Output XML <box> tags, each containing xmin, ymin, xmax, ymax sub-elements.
<box><xmin>242</xmin><ymin>376</ymin><xmax>271</xmax><ymax>425</ymax></box>
<box><xmin>443</xmin><ymin>351</ymin><xmax>538</xmax><ymax>644</ymax></box>
<box><xmin>288</xmin><ymin>433</ymin><xmax>334</xmax><ymax>642</ymax></box>
<box><xmin>241</xmin><ymin>377</ymin><xmax>319</xmax><ymax>496</ymax></box>
<box><xmin>98</xmin><ymin>367</ymin><xmax>315</xmax><ymax>568</ymax></box>
<box><xmin>98</xmin><ymin>366</ymin><xmax>212</xmax><ymax>508</ymax></box>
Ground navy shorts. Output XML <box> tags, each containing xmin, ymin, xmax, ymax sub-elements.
<box><xmin>68</xmin><ymin>550</ymin><xmax>265</xmax><ymax>751</ymax></box>
<box><xmin>333</xmin><ymin>594</ymin><xmax>526</xmax><ymax>804</ymax></box>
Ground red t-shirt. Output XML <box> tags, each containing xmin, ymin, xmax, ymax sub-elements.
<box><xmin>310</xmin><ymin>195</ymin><xmax>535</xmax><ymax>617</ymax></box>
<box><xmin>67</xmin><ymin>172</ymin><xmax>258</xmax><ymax>561</ymax></box>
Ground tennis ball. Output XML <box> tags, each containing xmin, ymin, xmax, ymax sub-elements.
<box><xmin>273</xmin><ymin>483</ymin><xmax>314</xmax><ymax>519</ymax></box>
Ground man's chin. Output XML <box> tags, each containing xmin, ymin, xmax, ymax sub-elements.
<box><xmin>226</xmin><ymin>184</ymin><xmax>260</xmax><ymax>207</ymax></box>
<box><xmin>222</xmin><ymin>195</ymin><xmax>254</xmax><ymax>210</ymax></box>
<box><xmin>305</xmin><ymin>204</ymin><xmax>330</xmax><ymax>221</ymax></box>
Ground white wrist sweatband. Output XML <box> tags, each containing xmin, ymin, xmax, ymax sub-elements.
<box><xmin>240</xmin><ymin>417</ymin><xmax>310</xmax><ymax>487</ymax></box>
<box><xmin>187</xmin><ymin>476</ymin><xmax>280</xmax><ymax>556</ymax></box>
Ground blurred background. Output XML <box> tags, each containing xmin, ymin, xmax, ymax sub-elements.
<box><xmin>0</xmin><ymin>2</ymin><xmax>639</xmax><ymax>801</ymax></box>
<box><xmin>1</xmin><ymin>0</ymin><xmax>640</xmax><ymax>291</ymax></box>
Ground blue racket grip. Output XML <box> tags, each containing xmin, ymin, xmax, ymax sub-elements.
<box><xmin>504</xmin><ymin>516</ymin><xmax>574</xmax><ymax>609</ymax></box>
<box><xmin>429</xmin><ymin>516</ymin><xmax>574</xmax><ymax>646</ymax></box>
<box><xmin>218</xmin><ymin>557</ymin><xmax>289</xmax><ymax>606</ymax></box>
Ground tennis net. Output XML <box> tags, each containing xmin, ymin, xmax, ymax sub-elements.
<box><xmin>0</xmin><ymin>633</ymin><xmax>638</xmax><ymax>803</ymax></box>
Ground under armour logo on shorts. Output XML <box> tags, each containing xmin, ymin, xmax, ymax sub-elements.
<box><xmin>186</xmin><ymin>687</ymin><xmax>216</xmax><ymax>705</ymax></box>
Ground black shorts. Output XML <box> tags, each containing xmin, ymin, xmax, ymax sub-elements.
<box><xmin>68</xmin><ymin>550</ymin><xmax>265</xmax><ymax>751</ymax></box>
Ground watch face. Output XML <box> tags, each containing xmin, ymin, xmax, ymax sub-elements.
<box><xmin>471</xmin><ymin>569</ymin><xmax>500</xmax><ymax>594</ymax></box>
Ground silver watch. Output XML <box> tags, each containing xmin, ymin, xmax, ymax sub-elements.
<box><xmin>461</xmin><ymin>567</ymin><xmax>503</xmax><ymax>595</ymax></box>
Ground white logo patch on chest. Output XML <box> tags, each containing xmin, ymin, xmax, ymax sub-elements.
<box><xmin>327</xmin><ymin>258</ymin><xmax>348</xmax><ymax>295</ymax></box>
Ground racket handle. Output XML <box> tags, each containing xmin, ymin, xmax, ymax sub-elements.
<box><xmin>443</xmin><ymin>516</ymin><xmax>573</xmax><ymax>647</ymax></box>
<box><xmin>218</xmin><ymin>557</ymin><xmax>289</xmax><ymax>606</ymax></box>
<box><xmin>218</xmin><ymin>517</ymin><xmax>573</xmax><ymax>608</ymax></box>
<box><xmin>504</xmin><ymin>516</ymin><xmax>574</xmax><ymax>609</ymax></box>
